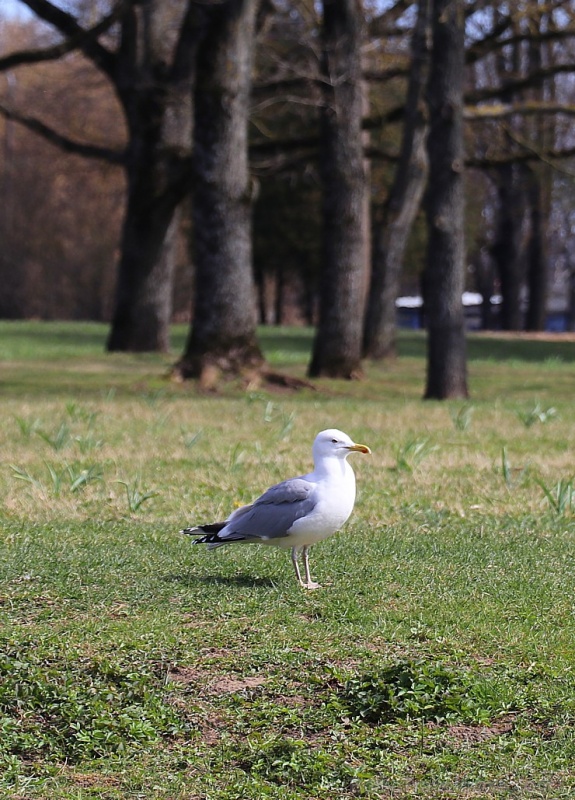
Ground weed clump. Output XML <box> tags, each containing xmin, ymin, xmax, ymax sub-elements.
<box><xmin>342</xmin><ymin>659</ymin><xmax>512</xmax><ymax>725</ymax></box>
<box><xmin>0</xmin><ymin>639</ymin><xmax>188</xmax><ymax>764</ymax></box>
<box><xmin>235</xmin><ymin>735</ymin><xmax>365</xmax><ymax>791</ymax></box>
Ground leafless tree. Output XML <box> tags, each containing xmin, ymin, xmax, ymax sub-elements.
<box><xmin>363</xmin><ymin>0</ymin><xmax>431</xmax><ymax>360</ymax></box>
<box><xmin>308</xmin><ymin>0</ymin><xmax>369</xmax><ymax>378</ymax></box>
<box><xmin>174</xmin><ymin>0</ymin><xmax>266</xmax><ymax>386</ymax></box>
<box><xmin>423</xmin><ymin>0</ymin><xmax>468</xmax><ymax>399</ymax></box>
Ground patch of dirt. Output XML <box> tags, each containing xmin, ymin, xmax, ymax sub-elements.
<box><xmin>67</xmin><ymin>772</ymin><xmax>120</xmax><ymax>788</ymax></box>
<box><xmin>446</xmin><ymin>716</ymin><xmax>515</xmax><ymax>746</ymax></box>
<box><xmin>210</xmin><ymin>675</ymin><xmax>267</xmax><ymax>693</ymax></box>
<box><xmin>198</xmin><ymin>718</ymin><xmax>223</xmax><ymax>746</ymax></box>
<box><xmin>168</xmin><ymin>666</ymin><xmax>203</xmax><ymax>685</ymax></box>
<box><xmin>168</xmin><ymin>668</ymin><xmax>267</xmax><ymax>695</ymax></box>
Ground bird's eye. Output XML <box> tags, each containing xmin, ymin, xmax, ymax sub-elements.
<box><xmin>331</xmin><ymin>438</ymin><xmax>338</xmax><ymax>443</ymax></box>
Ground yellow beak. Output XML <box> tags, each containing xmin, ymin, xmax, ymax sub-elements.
<box><xmin>346</xmin><ymin>443</ymin><xmax>371</xmax><ymax>454</ymax></box>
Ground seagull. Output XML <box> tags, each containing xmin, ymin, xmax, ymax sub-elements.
<box><xmin>180</xmin><ymin>429</ymin><xmax>371</xmax><ymax>589</ymax></box>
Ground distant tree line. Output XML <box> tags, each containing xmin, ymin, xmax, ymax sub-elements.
<box><xmin>1</xmin><ymin>0</ymin><xmax>575</xmax><ymax>398</ymax></box>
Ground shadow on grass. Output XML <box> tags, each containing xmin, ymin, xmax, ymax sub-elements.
<box><xmin>166</xmin><ymin>572</ymin><xmax>277</xmax><ymax>588</ymax></box>
<box><xmin>0</xmin><ymin>321</ymin><xmax>107</xmax><ymax>352</ymax></box>
<box><xmin>397</xmin><ymin>330</ymin><xmax>575</xmax><ymax>363</ymax></box>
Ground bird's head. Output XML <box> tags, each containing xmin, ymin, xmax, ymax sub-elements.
<box><xmin>313</xmin><ymin>429</ymin><xmax>371</xmax><ymax>462</ymax></box>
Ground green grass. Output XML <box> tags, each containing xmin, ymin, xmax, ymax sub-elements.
<box><xmin>2</xmin><ymin>321</ymin><xmax>575</xmax><ymax>798</ymax></box>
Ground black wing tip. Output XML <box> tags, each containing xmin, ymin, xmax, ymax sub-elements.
<box><xmin>180</xmin><ymin>527</ymin><xmax>212</xmax><ymax>544</ymax></box>
<box><xmin>180</xmin><ymin>523</ymin><xmax>228</xmax><ymax>545</ymax></box>
<box><xmin>181</xmin><ymin>522</ymin><xmax>226</xmax><ymax>535</ymax></box>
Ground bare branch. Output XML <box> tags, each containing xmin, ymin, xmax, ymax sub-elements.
<box><xmin>466</xmin><ymin>13</ymin><xmax>513</xmax><ymax>64</ymax></box>
<box><xmin>250</xmin><ymin>134</ymin><xmax>318</xmax><ymax>157</ymax></box>
<box><xmin>0</xmin><ymin>1</ymin><xmax>132</xmax><ymax>73</ymax></box>
<box><xmin>465</xmin><ymin>101</ymin><xmax>575</xmax><ymax>120</ymax></box>
<box><xmin>0</xmin><ymin>103</ymin><xmax>125</xmax><ymax>164</ymax></box>
<box><xmin>368</xmin><ymin>0</ymin><xmax>414</xmax><ymax>38</ymax></box>
<box><xmin>468</xmin><ymin>26</ymin><xmax>575</xmax><ymax>66</ymax></box>
<box><xmin>17</xmin><ymin>0</ymin><xmax>129</xmax><ymax>77</ymax></box>
<box><xmin>467</xmin><ymin>145</ymin><xmax>575</xmax><ymax>170</ymax></box>
<box><xmin>471</xmin><ymin>62</ymin><xmax>575</xmax><ymax>105</ymax></box>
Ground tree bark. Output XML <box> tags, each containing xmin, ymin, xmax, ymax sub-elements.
<box><xmin>107</xmin><ymin>1</ymin><xmax>197</xmax><ymax>351</ymax></box>
<box><xmin>525</xmin><ymin>168</ymin><xmax>548</xmax><ymax>331</ymax></box>
<box><xmin>308</xmin><ymin>0</ymin><xmax>368</xmax><ymax>379</ymax></box>
<box><xmin>490</xmin><ymin>163</ymin><xmax>529</xmax><ymax>331</ymax></box>
<box><xmin>423</xmin><ymin>0</ymin><xmax>468</xmax><ymax>400</ymax></box>
<box><xmin>107</xmin><ymin>158</ymin><xmax>188</xmax><ymax>351</ymax></box>
<box><xmin>524</xmin><ymin>13</ymin><xmax>552</xmax><ymax>332</ymax></box>
<box><xmin>363</xmin><ymin>0</ymin><xmax>431</xmax><ymax>360</ymax></box>
<box><xmin>174</xmin><ymin>0</ymin><xmax>265</xmax><ymax>384</ymax></box>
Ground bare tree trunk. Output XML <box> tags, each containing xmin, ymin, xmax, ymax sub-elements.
<box><xmin>474</xmin><ymin>248</ymin><xmax>496</xmax><ymax>330</ymax></box>
<box><xmin>107</xmin><ymin>162</ymin><xmax>184</xmax><ymax>352</ymax></box>
<box><xmin>524</xmin><ymin>12</ymin><xmax>552</xmax><ymax>332</ymax></box>
<box><xmin>308</xmin><ymin>0</ymin><xmax>368</xmax><ymax>379</ymax></box>
<box><xmin>525</xmin><ymin>168</ymin><xmax>548</xmax><ymax>331</ymax></box>
<box><xmin>423</xmin><ymin>0</ymin><xmax>468</xmax><ymax>400</ymax></box>
<box><xmin>106</xmin><ymin>1</ymin><xmax>197</xmax><ymax>351</ymax></box>
<box><xmin>363</xmin><ymin>0</ymin><xmax>431</xmax><ymax>360</ymax></box>
<box><xmin>174</xmin><ymin>0</ymin><xmax>264</xmax><ymax>384</ymax></box>
<box><xmin>274</xmin><ymin>265</ymin><xmax>285</xmax><ymax>325</ymax></box>
<box><xmin>568</xmin><ymin>268</ymin><xmax>575</xmax><ymax>333</ymax></box>
<box><xmin>254</xmin><ymin>264</ymin><xmax>267</xmax><ymax>325</ymax></box>
<box><xmin>490</xmin><ymin>163</ymin><xmax>528</xmax><ymax>331</ymax></box>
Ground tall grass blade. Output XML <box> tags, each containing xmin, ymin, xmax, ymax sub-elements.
<box><xmin>116</xmin><ymin>480</ymin><xmax>159</xmax><ymax>512</ymax></box>
<box><xmin>36</xmin><ymin>422</ymin><xmax>71</xmax><ymax>451</ymax></box>
<box><xmin>9</xmin><ymin>464</ymin><xmax>44</xmax><ymax>491</ymax></box>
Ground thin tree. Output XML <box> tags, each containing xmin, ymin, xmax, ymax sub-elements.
<box><xmin>308</xmin><ymin>0</ymin><xmax>368</xmax><ymax>379</ymax></box>
<box><xmin>423</xmin><ymin>0</ymin><xmax>468</xmax><ymax>400</ymax></box>
<box><xmin>524</xmin><ymin>3</ymin><xmax>554</xmax><ymax>332</ymax></box>
<box><xmin>173</xmin><ymin>0</ymin><xmax>265</xmax><ymax>387</ymax></box>
<box><xmin>363</xmin><ymin>0</ymin><xmax>431</xmax><ymax>360</ymax></box>
<box><xmin>490</xmin><ymin>162</ymin><xmax>529</xmax><ymax>330</ymax></box>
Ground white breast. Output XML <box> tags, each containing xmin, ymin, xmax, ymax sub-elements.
<box><xmin>274</xmin><ymin>465</ymin><xmax>357</xmax><ymax>550</ymax></box>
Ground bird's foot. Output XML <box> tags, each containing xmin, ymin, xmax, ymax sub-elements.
<box><xmin>303</xmin><ymin>580</ymin><xmax>321</xmax><ymax>590</ymax></box>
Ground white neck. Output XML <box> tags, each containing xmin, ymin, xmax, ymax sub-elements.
<box><xmin>313</xmin><ymin>455</ymin><xmax>355</xmax><ymax>483</ymax></box>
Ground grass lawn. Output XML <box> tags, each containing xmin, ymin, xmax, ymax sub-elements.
<box><xmin>1</xmin><ymin>321</ymin><xmax>575</xmax><ymax>798</ymax></box>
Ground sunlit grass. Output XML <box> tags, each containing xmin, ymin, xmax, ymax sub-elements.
<box><xmin>1</xmin><ymin>322</ymin><xmax>575</xmax><ymax>797</ymax></box>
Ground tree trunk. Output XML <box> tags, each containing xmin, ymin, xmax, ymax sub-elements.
<box><xmin>274</xmin><ymin>265</ymin><xmax>285</xmax><ymax>325</ymax></box>
<box><xmin>175</xmin><ymin>0</ymin><xmax>264</xmax><ymax>384</ymax></box>
<box><xmin>308</xmin><ymin>0</ymin><xmax>368</xmax><ymax>379</ymax></box>
<box><xmin>254</xmin><ymin>264</ymin><xmax>267</xmax><ymax>324</ymax></box>
<box><xmin>474</xmin><ymin>248</ymin><xmax>496</xmax><ymax>330</ymax></box>
<box><xmin>107</xmin><ymin>165</ymin><xmax>181</xmax><ymax>352</ymax></box>
<box><xmin>568</xmin><ymin>268</ymin><xmax>575</xmax><ymax>333</ymax></box>
<box><xmin>524</xmin><ymin>17</ymin><xmax>552</xmax><ymax>333</ymax></box>
<box><xmin>423</xmin><ymin>0</ymin><xmax>468</xmax><ymax>400</ymax></box>
<box><xmin>490</xmin><ymin>164</ymin><xmax>528</xmax><ymax>331</ymax></box>
<box><xmin>106</xmin><ymin>0</ymin><xmax>196</xmax><ymax>352</ymax></box>
<box><xmin>363</xmin><ymin>0</ymin><xmax>431</xmax><ymax>360</ymax></box>
<box><xmin>525</xmin><ymin>169</ymin><xmax>548</xmax><ymax>331</ymax></box>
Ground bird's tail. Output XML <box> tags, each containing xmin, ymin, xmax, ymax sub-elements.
<box><xmin>180</xmin><ymin>522</ymin><xmax>228</xmax><ymax>548</ymax></box>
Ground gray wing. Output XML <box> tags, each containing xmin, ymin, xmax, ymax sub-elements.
<box><xmin>220</xmin><ymin>478</ymin><xmax>318</xmax><ymax>542</ymax></box>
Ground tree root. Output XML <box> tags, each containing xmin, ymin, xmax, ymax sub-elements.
<box><xmin>245</xmin><ymin>366</ymin><xmax>316</xmax><ymax>392</ymax></box>
<box><xmin>170</xmin><ymin>361</ymin><xmax>316</xmax><ymax>393</ymax></box>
